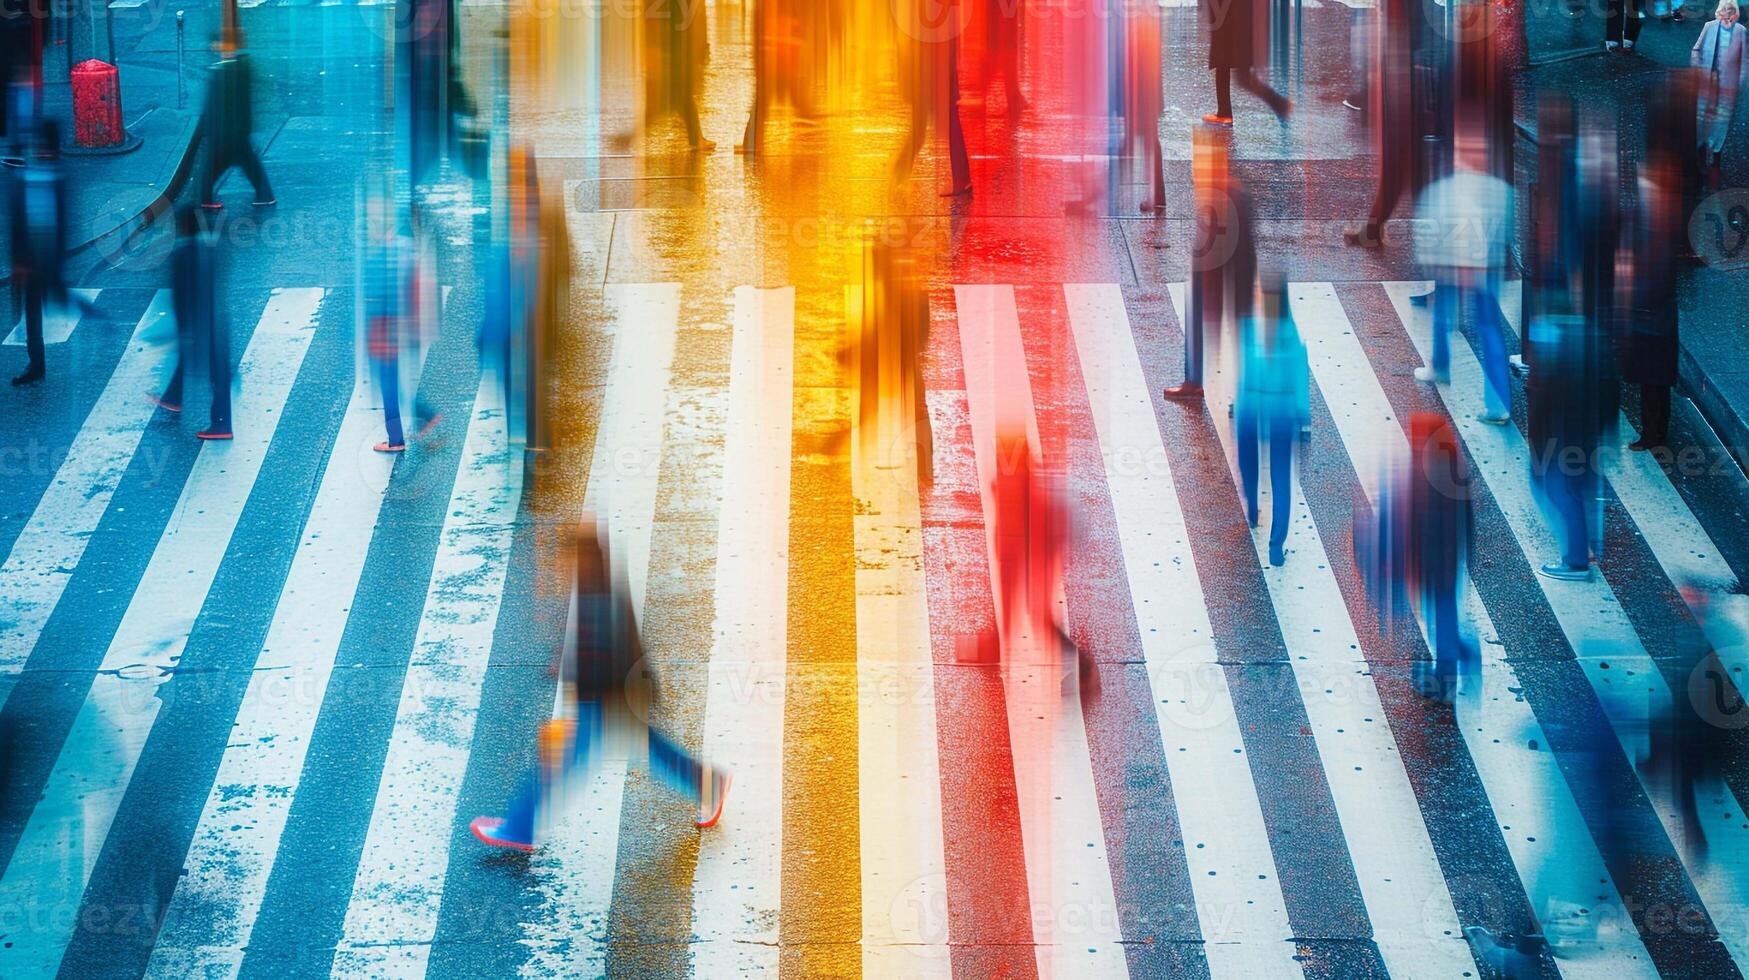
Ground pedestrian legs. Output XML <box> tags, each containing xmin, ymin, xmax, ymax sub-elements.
<box><xmin>1237</xmin><ymin>408</ymin><xmax>1260</xmax><ymax>526</ymax></box>
<box><xmin>1266</xmin><ymin>412</ymin><xmax>1293</xmax><ymax>561</ymax></box>
<box><xmin>1234</xmin><ymin>69</ymin><xmax>1290</xmax><ymax>118</ymax></box>
<box><xmin>1638</xmin><ymin>383</ymin><xmax>1671</xmax><ymax>446</ymax></box>
<box><xmin>1428</xmin><ymin>279</ymin><xmax>1458</xmax><ymax>378</ymax></box>
<box><xmin>1472</xmin><ymin>285</ymin><xmax>1512</xmax><ymax>419</ymax></box>
<box><xmin>207</xmin><ymin>315</ymin><xmax>232</xmax><ymax>434</ymax></box>
<box><xmin>379</xmin><ymin>355</ymin><xmax>406</xmax><ymax>448</ymax></box>
<box><xmin>1545</xmin><ymin>467</ymin><xmax>1591</xmax><ymax>571</ymax></box>
<box><xmin>15</xmin><ymin>276</ymin><xmax>44</xmax><ymax>382</ymax></box>
<box><xmin>235</xmin><ymin>143</ymin><xmax>275</xmax><ymax>204</ymax></box>
<box><xmin>1214</xmin><ymin>68</ymin><xmax>1233</xmax><ymax>119</ymax></box>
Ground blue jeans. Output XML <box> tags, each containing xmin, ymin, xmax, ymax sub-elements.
<box><xmin>1431</xmin><ymin>280</ymin><xmax>1512</xmax><ymax>419</ymax></box>
<box><xmin>1237</xmin><ymin>409</ymin><xmax>1294</xmax><ymax>554</ymax></box>
<box><xmin>1541</xmin><ymin>465</ymin><xmax>1592</xmax><ymax>570</ymax></box>
<box><xmin>500</xmin><ymin>701</ymin><xmax>705</xmax><ymax>843</ymax></box>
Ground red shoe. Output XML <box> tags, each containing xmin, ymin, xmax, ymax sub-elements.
<box><xmin>374</xmin><ymin>441</ymin><xmax>406</xmax><ymax>453</ymax></box>
<box><xmin>147</xmin><ymin>392</ymin><xmax>181</xmax><ymax>413</ymax></box>
<box><xmin>199</xmin><ymin>201</ymin><xmax>223</xmax><ymax>210</ymax></box>
<box><xmin>1201</xmin><ymin>113</ymin><xmax>1233</xmax><ymax>126</ymax></box>
<box><xmin>196</xmin><ymin>430</ymin><xmax>233</xmax><ymax>440</ymax></box>
<box><xmin>416</xmin><ymin>413</ymin><xmax>443</xmax><ymax>439</ymax></box>
<box><xmin>696</xmin><ymin>767</ymin><xmax>731</xmax><ymax>829</ymax></box>
<box><xmin>470</xmin><ymin>816</ymin><xmax>533</xmax><ymax>852</ymax></box>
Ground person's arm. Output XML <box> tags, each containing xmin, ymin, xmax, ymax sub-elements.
<box><xmin>1694</xmin><ymin>23</ymin><xmax>1710</xmax><ymax>67</ymax></box>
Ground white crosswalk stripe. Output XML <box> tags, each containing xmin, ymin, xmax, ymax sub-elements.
<box><xmin>3</xmin><ymin>290</ymin><xmax>101</xmax><ymax>347</ymax></box>
<box><xmin>0</xmin><ymin>287</ymin><xmax>321</xmax><ymax>977</ymax></box>
<box><xmin>0</xmin><ymin>291</ymin><xmax>172</xmax><ymax>696</ymax></box>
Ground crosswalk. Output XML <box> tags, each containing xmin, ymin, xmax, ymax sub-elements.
<box><xmin>1</xmin><ymin>277</ymin><xmax>1745</xmax><ymax>978</ymax></box>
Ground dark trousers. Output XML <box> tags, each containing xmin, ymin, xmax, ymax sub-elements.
<box><xmin>1237</xmin><ymin>410</ymin><xmax>1294</xmax><ymax>553</ymax></box>
<box><xmin>18</xmin><ymin>276</ymin><xmax>43</xmax><ymax>372</ymax></box>
<box><xmin>1214</xmin><ymin>67</ymin><xmax>1288</xmax><ymax>118</ymax></box>
<box><xmin>200</xmin><ymin>142</ymin><xmax>275</xmax><ymax>205</ymax></box>
<box><xmin>1606</xmin><ymin>0</ymin><xmax>1643</xmax><ymax>42</ymax></box>
<box><xmin>1640</xmin><ymin>383</ymin><xmax>1671</xmax><ymax>445</ymax></box>
<box><xmin>165</xmin><ymin>318</ymin><xmax>233</xmax><ymax>433</ymax></box>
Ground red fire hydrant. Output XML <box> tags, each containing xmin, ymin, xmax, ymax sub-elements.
<box><xmin>70</xmin><ymin>60</ymin><xmax>125</xmax><ymax>149</ymax></box>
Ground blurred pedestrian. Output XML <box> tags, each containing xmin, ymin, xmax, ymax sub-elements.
<box><xmin>1412</xmin><ymin>112</ymin><xmax>1514</xmax><ymax>425</ymax></box>
<box><xmin>1167</xmin><ymin>126</ymin><xmax>1255</xmax><ymax>400</ymax></box>
<box><xmin>1692</xmin><ymin>0</ymin><xmax>1749</xmax><ymax>180</ymax></box>
<box><xmin>1346</xmin><ymin>0</ymin><xmax>1427</xmax><ymax>247</ymax></box>
<box><xmin>1527</xmin><ymin>313</ymin><xmax>1615</xmax><ymax>581</ymax></box>
<box><xmin>969</xmin><ymin>0</ymin><xmax>1026</xmax><ymax>117</ymax></box>
<box><xmin>9</xmin><ymin>116</ymin><xmax>62</xmax><ymax>387</ymax></box>
<box><xmin>1606</xmin><ymin>0</ymin><xmax>1643</xmax><ymax>50</ymax></box>
<box><xmin>149</xmin><ymin>207</ymin><xmax>233</xmax><ymax>440</ymax></box>
<box><xmin>1235</xmin><ymin>274</ymin><xmax>1309</xmax><ymax>568</ymax></box>
<box><xmin>1203</xmin><ymin>0</ymin><xmax>1290</xmax><ymax>126</ymax></box>
<box><xmin>1408</xmin><ymin>413</ymin><xmax>1479</xmax><ymax>699</ymax></box>
<box><xmin>736</xmin><ymin>0</ymin><xmax>820</xmax><ymax>155</ymax></box>
<box><xmin>197</xmin><ymin>32</ymin><xmax>275</xmax><ymax>210</ymax></box>
<box><xmin>894</xmin><ymin>0</ymin><xmax>972</xmax><ymax>196</ymax></box>
<box><xmin>1620</xmin><ymin>132</ymin><xmax>1683</xmax><ymax>452</ymax></box>
<box><xmin>1124</xmin><ymin>0</ymin><xmax>1166</xmax><ymax>211</ymax></box>
<box><xmin>1517</xmin><ymin>96</ymin><xmax>1581</xmax><ymax>377</ymax></box>
<box><xmin>641</xmin><ymin>0</ymin><xmax>714</xmax><ymax>151</ymax></box>
<box><xmin>471</xmin><ymin>521</ymin><xmax>731</xmax><ymax>851</ymax></box>
<box><xmin>364</xmin><ymin>197</ymin><xmax>438</xmax><ymax>454</ymax></box>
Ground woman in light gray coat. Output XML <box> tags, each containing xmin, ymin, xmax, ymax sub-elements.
<box><xmin>1692</xmin><ymin>0</ymin><xmax>1749</xmax><ymax>172</ymax></box>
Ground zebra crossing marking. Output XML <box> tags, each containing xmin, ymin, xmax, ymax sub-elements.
<box><xmin>518</xmin><ymin>283</ymin><xmax>681</xmax><ymax>976</ymax></box>
<box><xmin>688</xmin><ymin>286</ymin><xmax>793</xmax><ymax>975</ymax></box>
<box><xmin>956</xmin><ymin>283</ymin><xmax>1127</xmax><ymax>976</ymax></box>
<box><xmin>0</xmin><ymin>291</ymin><xmax>172</xmax><ymax>693</ymax></box>
<box><xmin>1064</xmin><ymin>282</ymin><xmax>1302</xmax><ymax>977</ymax></box>
<box><xmin>143</xmin><ymin>383</ymin><xmax>394</xmax><ymax>980</ymax></box>
<box><xmin>332</xmin><ymin>376</ymin><xmax>523</xmax><ymax>977</ymax></box>
<box><xmin>1385</xmin><ymin>280</ymin><xmax>1749</xmax><ymax>964</ymax></box>
<box><xmin>0</xmin><ymin>288</ymin><xmax>321</xmax><ymax>977</ymax></box>
<box><xmin>1293</xmin><ymin>281</ymin><xmax>1657</xmax><ymax>975</ymax></box>
<box><xmin>3</xmin><ymin>290</ymin><xmax>101</xmax><ymax>346</ymax></box>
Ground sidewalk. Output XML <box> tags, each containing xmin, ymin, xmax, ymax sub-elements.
<box><xmin>1519</xmin><ymin>1</ymin><xmax>1749</xmax><ymax>472</ymax></box>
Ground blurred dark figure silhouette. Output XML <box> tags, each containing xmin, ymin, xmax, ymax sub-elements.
<box><xmin>968</xmin><ymin>0</ymin><xmax>1026</xmax><ymax>117</ymax></box>
<box><xmin>1203</xmin><ymin>0</ymin><xmax>1290</xmax><ymax>126</ymax></box>
<box><xmin>1648</xmin><ymin>587</ymin><xmax>1739</xmax><ymax>864</ymax></box>
<box><xmin>149</xmin><ymin>208</ymin><xmax>232</xmax><ymax>440</ymax></box>
<box><xmin>1346</xmin><ymin>0</ymin><xmax>1429</xmax><ymax>247</ymax></box>
<box><xmin>10</xmin><ymin>116</ymin><xmax>63</xmax><ymax>387</ymax></box>
<box><xmin>0</xmin><ymin>0</ymin><xmax>39</xmax><ymax>151</ymax></box>
<box><xmin>642</xmin><ymin>0</ymin><xmax>713</xmax><ymax>150</ymax></box>
<box><xmin>1407</xmin><ymin>413</ymin><xmax>1479</xmax><ymax>700</ymax></box>
<box><xmin>1166</xmin><ymin>126</ymin><xmax>1254</xmax><ymax>401</ymax></box>
<box><xmin>894</xmin><ymin>0</ymin><xmax>971</xmax><ymax>196</ymax></box>
<box><xmin>471</xmin><ymin>520</ymin><xmax>731</xmax><ymax>851</ymax></box>
<box><xmin>1620</xmin><ymin>86</ymin><xmax>1687</xmax><ymax>452</ymax></box>
<box><xmin>1235</xmin><ymin>274</ymin><xmax>1309</xmax><ymax>567</ymax></box>
<box><xmin>1517</xmin><ymin>95</ymin><xmax>1581</xmax><ymax>378</ymax></box>
<box><xmin>197</xmin><ymin>33</ymin><xmax>275</xmax><ymax>210</ymax></box>
<box><xmin>1527</xmin><ymin>312</ymin><xmax>1617</xmax><ymax>581</ymax></box>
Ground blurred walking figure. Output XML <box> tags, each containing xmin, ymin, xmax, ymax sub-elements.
<box><xmin>1649</xmin><ymin>586</ymin><xmax>1739</xmax><ymax>863</ymax></box>
<box><xmin>983</xmin><ymin>430</ymin><xmax>1097</xmax><ymax>695</ymax></box>
<box><xmin>736</xmin><ymin>0</ymin><xmax>820</xmax><ymax>154</ymax></box>
<box><xmin>850</xmin><ymin>234</ymin><xmax>934</xmax><ymax>489</ymax></box>
<box><xmin>1203</xmin><ymin>0</ymin><xmax>1290</xmax><ymax>126</ymax></box>
<box><xmin>1123</xmin><ymin>0</ymin><xmax>1166</xmax><ymax>211</ymax></box>
<box><xmin>1527</xmin><ymin>314</ymin><xmax>1616</xmax><ymax>581</ymax></box>
<box><xmin>1346</xmin><ymin>0</ymin><xmax>1428</xmax><ymax>247</ymax></box>
<box><xmin>471</xmin><ymin>520</ymin><xmax>730</xmax><ymax>851</ymax></box>
<box><xmin>149</xmin><ymin>208</ymin><xmax>233</xmax><ymax>440</ymax></box>
<box><xmin>363</xmin><ymin>194</ymin><xmax>438</xmax><ymax>454</ymax></box>
<box><xmin>1235</xmin><ymin>274</ymin><xmax>1308</xmax><ymax>568</ymax></box>
<box><xmin>1516</xmin><ymin>96</ymin><xmax>1581</xmax><ymax>377</ymax></box>
<box><xmin>1606</xmin><ymin>0</ymin><xmax>1644</xmax><ymax>50</ymax></box>
<box><xmin>1411</xmin><ymin>109</ymin><xmax>1514</xmax><ymax>424</ymax></box>
<box><xmin>9</xmin><ymin>116</ymin><xmax>62</xmax><ymax>387</ymax></box>
<box><xmin>894</xmin><ymin>0</ymin><xmax>971</xmax><ymax>196</ymax></box>
<box><xmin>482</xmin><ymin>144</ymin><xmax>557</xmax><ymax>456</ymax></box>
<box><xmin>967</xmin><ymin>0</ymin><xmax>1026</xmax><ymax>117</ymax></box>
<box><xmin>1620</xmin><ymin>109</ymin><xmax>1683</xmax><ymax>452</ymax></box>
<box><xmin>1692</xmin><ymin>0</ymin><xmax>1749</xmax><ymax>180</ymax></box>
<box><xmin>1166</xmin><ymin>126</ymin><xmax>1255</xmax><ymax>400</ymax></box>
<box><xmin>1407</xmin><ymin>413</ymin><xmax>1478</xmax><ymax>699</ymax></box>
<box><xmin>198</xmin><ymin>32</ymin><xmax>274</xmax><ymax>210</ymax></box>
<box><xmin>641</xmin><ymin>0</ymin><xmax>714</xmax><ymax>151</ymax></box>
